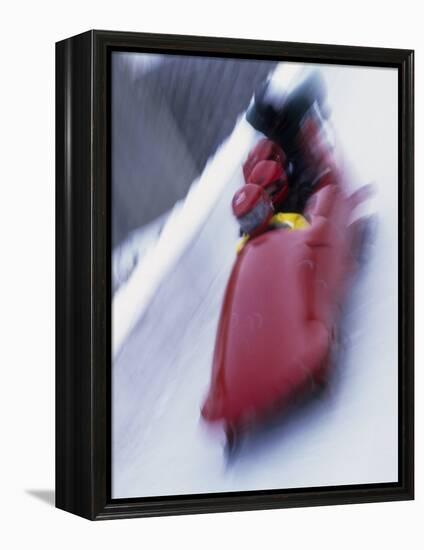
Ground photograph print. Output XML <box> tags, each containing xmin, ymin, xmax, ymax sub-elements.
<box><xmin>111</xmin><ymin>51</ymin><xmax>399</xmax><ymax>499</ymax></box>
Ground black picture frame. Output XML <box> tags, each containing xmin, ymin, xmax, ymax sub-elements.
<box><xmin>56</xmin><ymin>29</ymin><xmax>414</xmax><ymax>520</ymax></box>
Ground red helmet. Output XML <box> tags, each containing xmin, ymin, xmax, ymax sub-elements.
<box><xmin>248</xmin><ymin>159</ymin><xmax>289</xmax><ymax>207</ymax></box>
<box><xmin>232</xmin><ymin>183</ymin><xmax>274</xmax><ymax>237</ymax></box>
<box><xmin>242</xmin><ymin>138</ymin><xmax>286</xmax><ymax>182</ymax></box>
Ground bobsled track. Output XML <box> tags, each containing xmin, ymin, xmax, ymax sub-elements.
<box><xmin>112</xmin><ymin>64</ymin><xmax>399</xmax><ymax>498</ymax></box>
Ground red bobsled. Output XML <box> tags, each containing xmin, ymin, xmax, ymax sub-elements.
<box><xmin>201</xmin><ymin>171</ymin><xmax>370</xmax><ymax>435</ymax></box>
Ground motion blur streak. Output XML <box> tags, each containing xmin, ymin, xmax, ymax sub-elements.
<box><xmin>112</xmin><ymin>58</ymin><xmax>398</xmax><ymax>499</ymax></box>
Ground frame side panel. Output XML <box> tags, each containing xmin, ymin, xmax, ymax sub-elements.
<box><xmin>398</xmin><ymin>51</ymin><xmax>414</xmax><ymax>498</ymax></box>
<box><xmin>55</xmin><ymin>31</ymin><xmax>95</xmax><ymax>520</ymax></box>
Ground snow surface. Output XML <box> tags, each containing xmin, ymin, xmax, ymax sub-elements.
<box><xmin>112</xmin><ymin>63</ymin><xmax>398</xmax><ymax>498</ymax></box>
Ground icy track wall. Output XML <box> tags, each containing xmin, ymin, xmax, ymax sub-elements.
<box><xmin>111</xmin><ymin>52</ymin><xmax>276</xmax><ymax>248</ymax></box>
<box><xmin>112</xmin><ymin>63</ymin><xmax>399</xmax><ymax>499</ymax></box>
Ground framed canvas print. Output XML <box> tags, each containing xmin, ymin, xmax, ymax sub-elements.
<box><xmin>56</xmin><ymin>30</ymin><xmax>414</xmax><ymax>520</ymax></box>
